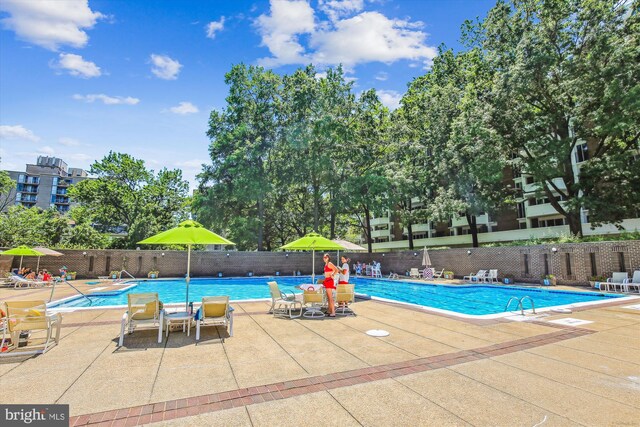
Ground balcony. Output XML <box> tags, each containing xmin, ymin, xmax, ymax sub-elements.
<box><xmin>370</xmin><ymin>217</ymin><xmax>390</xmax><ymax>227</ymax></box>
<box><xmin>526</xmin><ymin>202</ymin><xmax>563</xmax><ymax>218</ymax></box>
<box><xmin>451</xmin><ymin>213</ymin><xmax>491</xmax><ymax>228</ymax></box>
<box><xmin>523</xmin><ymin>178</ymin><xmax>566</xmax><ymax>194</ymax></box>
<box><xmin>371</xmin><ymin>229</ymin><xmax>391</xmax><ymax>239</ymax></box>
<box><xmin>403</xmin><ymin>223</ymin><xmax>430</xmax><ymax>233</ymax></box>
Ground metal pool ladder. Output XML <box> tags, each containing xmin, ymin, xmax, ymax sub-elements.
<box><xmin>505</xmin><ymin>296</ymin><xmax>536</xmax><ymax>315</ymax></box>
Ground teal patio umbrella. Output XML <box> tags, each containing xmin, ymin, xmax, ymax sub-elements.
<box><xmin>138</xmin><ymin>220</ymin><xmax>235</xmax><ymax>310</ymax></box>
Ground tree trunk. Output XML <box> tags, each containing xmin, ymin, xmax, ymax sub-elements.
<box><xmin>364</xmin><ymin>206</ymin><xmax>373</xmax><ymax>253</ymax></box>
<box><xmin>466</xmin><ymin>213</ymin><xmax>479</xmax><ymax>248</ymax></box>
<box><xmin>407</xmin><ymin>223</ymin><xmax>414</xmax><ymax>250</ymax></box>
<box><xmin>566</xmin><ymin>210</ymin><xmax>583</xmax><ymax>237</ymax></box>
<box><xmin>313</xmin><ymin>182</ymin><xmax>320</xmax><ymax>232</ymax></box>
<box><xmin>257</xmin><ymin>197</ymin><xmax>264</xmax><ymax>251</ymax></box>
<box><xmin>329</xmin><ymin>207</ymin><xmax>336</xmax><ymax>239</ymax></box>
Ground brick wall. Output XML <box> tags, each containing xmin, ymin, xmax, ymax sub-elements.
<box><xmin>4</xmin><ymin>240</ymin><xmax>639</xmax><ymax>285</ymax></box>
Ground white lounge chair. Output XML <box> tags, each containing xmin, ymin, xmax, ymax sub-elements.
<box><xmin>195</xmin><ymin>296</ymin><xmax>232</xmax><ymax>342</ymax></box>
<box><xmin>603</xmin><ymin>272</ymin><xmax>629</xmax><ymax>292</ymax></box>
<box><xmin>432</xmin><ymin>269</ymin><xmax>444</xmax><ymax>279</ymax></box>
<box><xmin>409</xmin><ymin>268</ymin><xmax>421</xmax><ymax>279</ymax></box>
<box><xmin>624</xmin><ymin>271</ymin><xmax>639</xmax><ymax>293</ymax></box>
<box><xmin>118</xmin><ymin>293</ymin><xmax>164</xmax><ymax>346</ymax></box>
<box><xmin>485</xmin><ymin>270</ymin><xmax>499</xmax><ymax>283</ymax></box>
<box><xmin>1</xmin><ymin>300</ymin><xmax>62</xmax><ymax>356</ymax></box>
<box><xmin>371</xmin><ymin>263</ymin><xmax>382</xmax><ymax>278</ymax></box>
<box><xmin>463</xmin><ymin>270</ymin><xmax>487</xmax><ymax>282</ymax></box>
<box><xmin>9</xmin><ymin>274</ymin><xmax>47</xmax><ymax>289</ymax></box>
<box><xmin>268</xmin><ymin>281</ymin><xmax>302</xmax><ymax>318</ymax></box>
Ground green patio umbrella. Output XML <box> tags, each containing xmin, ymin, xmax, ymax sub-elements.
<box><xmin>0</xmin><ymin>245</ymin><xmax>45</xmax><ymax>271</ymax></box>
<box><xmin>138</xmin><ymin>220</ymin><xmax>235</xmax><ymax>311</ymax></box>
<box><xmin>280</xmin><ymin>232</ymin><xmax>345</xmax><ymax>283</ymax></box>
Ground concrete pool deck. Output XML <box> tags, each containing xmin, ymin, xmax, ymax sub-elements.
<box><xmin>1</xmin><ymin>279</ymin><xmax>639</xmax><ymax>426</ymax></box>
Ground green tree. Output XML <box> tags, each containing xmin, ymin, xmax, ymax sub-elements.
<box><xmin>0</xmin><ymin>170</ymin><xmax>15</xmax><ymax>212</ymax></box>
<box><xmin>401</xmin><ymin>49</ymin><xmax>509</xmax><ymax>247</ymax></box>
<box><xmin>195</xmin><ymin>64</ymin><xmax>281</xmax><ymax>250</ymax></box>
<box><xmin>69</xmin><ymin>152</ymin><xmax>189</xmax><ymax>248</ymax></box>
<box><xmin>472</xmin><ymin>0</ymin><xmax>640</xmax><ymax>235</ymax></box>
<box><xmin>0</xmin><ymin>206</ymin><xmax>68</xmax><ymax>247</ymax></box>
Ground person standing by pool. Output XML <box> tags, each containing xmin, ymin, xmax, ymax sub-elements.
<box><xmin>338</xmin><ymin>256</ymin><xmax>350</xmax><ymax>285</ymax></box>
<box><xmin>323</xmin><ymin>253</ymin><xmax>339</xmax><ymax>317</ymax></box>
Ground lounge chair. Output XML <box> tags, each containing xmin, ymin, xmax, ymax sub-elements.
<box><xmin>626</xmin><ymin>271</ymin><xmax>640</xmax><ymax>293</ymax></box>
<box><xmin>302</xmin><ymin>288</ymin><xmax>325</xmax><ymax>318</ymax></box>
<box><xmin>195</xmin><ymin>296</ymin><xmax>232</xmax><ymax>342</ymax></box>
<box><xmin>335</xmin><ymin>284</ymin><xmax>355</xmax><ymax>316</ymax></box>
<box><xmin>267</xmin><ymin>281</ymin><xmax>302</xmax><ymax>319</ymax></box>
<box><xmin>9</xmin><ymin>274</ymin><xmax>47</xmax><ymax>288</ymax></box>
<box><xmin>118</xmin><ymin>293</ymin><xmax>164</xmax><ymax>346</ymax></box>
<box><xmin>1</xmin><ymin>300</ymin><xmax>62</xmax><ymax>356</ymax></box>
<box><xmin>463</xmin><ymin>270</ymin><xmax>487</xmax><ymax>282</ymax></box>
<box><xmin>485</xmin><ymin>270</ymin><xmax>499</xmax><ymax>283</ymax></box>
<box><xmin>409</xmin><ymin>268</ymin><xmax>421</xmax><ymax>279</ymax></box>
<box><xmin>432</xmin><ymin>269</ymin><xmax>444</xmax><ymax>279</ymax></box>
<box><xmin>603</xmin><ymin>272</ymin><xmax>629</xmax><ymax>292</ymax></box>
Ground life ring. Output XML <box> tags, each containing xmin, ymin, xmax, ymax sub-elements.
<box><xmin>307</xmin><ymin>285</ymin><xmax>315</xmax><ymax>291</ymax></box>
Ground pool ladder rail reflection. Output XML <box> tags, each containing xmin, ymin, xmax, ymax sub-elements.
<box><xmin>504</xmin><ymin>296</ymin><xmax>536</xmax><ymax>315</ymax></box>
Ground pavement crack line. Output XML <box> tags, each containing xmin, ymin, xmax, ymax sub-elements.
<box><xmin>325</xmin><ymin>390</ymin><xmax>365</xmax><ymax>426</ymax></box>
<box><xmin>148</xmin><ymin>333</ymin><xmax>170</xmax><ymax>403</ymax></box>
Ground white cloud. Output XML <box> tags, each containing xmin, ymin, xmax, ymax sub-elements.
<box><xmin>72</xmin><ymin>94</ymin><xmax>140</xmax><ymax>105</ymax></box>
<box><xmin>255</xmin><ymin>0</ymin><xmax>315</xmax><ymax>67</ymax></box>
<box><xmin>175</xmin><ymin>159</ymin><xmax>202</xmax><ymax>169</ymax></box>
<box><xmin>319</xmin><ymin>0</ymin><xmax>364</xmax><ymax>21</ymax></box>
<box><xmin>206</xmin><ymin>17</ymin><xmax>225</xmax><ymax>39</ymax></box>
<box><xmin>150</xmin><ymin>54</ymin><xmax>182</xmax><ymax>80</ymax></box>
<box><xmin>168</xmin><ymin>102</ymin><xmax>199</xmax><ymax>115</ymax></box>
<box><xmin>52</xmin><ymin>53</ymin><xmax>101</xmax><ymax>78</ymax></box>
<box><xmin>375</xmin><ymin>71</ymin><xmax>388</xmax><ymax>81</ymax></box>
<box><xmin>0</xmin><ymin>0</ymin><xmax>104</xmax><ymax>50</ymax></box>
<box><xmin>38</xmin><ymin>145</ymin><xmax>55</xmax><ymax>155</ymax></box>
<box><xmin>0</xmin><ymin>124</ymin><xmax>40</xmax><ymax>142</ymax></box>
<box><xmin>377</xmin><ymin>89</ymin><xmax>401</xmax><ymax>110</ymax></box>
<box><xmin>58</xmin><ymin>137</ymin><xmax>80</xmax><ymax>146</ymax></box>
<box><xmin>67</xmin><ymin>153</ymin><xmax>92</xmax><ymax>162</ymax></box>
<box><xmin>256</xmin><ymin>1</ymin><xmax>436</xmax><ymax>68</ymax></box>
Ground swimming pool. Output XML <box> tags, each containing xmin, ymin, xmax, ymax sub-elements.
<box><xmin>50</xmin><ymin>276</ymin><xmax>627</xmax><ymax>318</ymax></box>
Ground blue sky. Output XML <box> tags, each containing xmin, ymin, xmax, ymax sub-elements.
<box><xmin>0</xmin><ymin>0</ymin><xmax>495</xmax><ymax>190</ymax></box>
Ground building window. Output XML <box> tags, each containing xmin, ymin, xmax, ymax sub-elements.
<box><xmin>519</xmin><ymin>222</ymin><xmax>527</xmax><ymax>229</ymax></box>
<box><xmin>575</xmin><ymin>143</ymin><xmax>589</xmax><ymax>163</ymax></box>
<box><xmin>517</xmin><ymin>202</ymin><xmax>526</xmax><ymax>219</ymax></box>
<box><xmin>525</xmin><ymin>176</ymin><xmax>534</xmax><ymax>185</ymax></box>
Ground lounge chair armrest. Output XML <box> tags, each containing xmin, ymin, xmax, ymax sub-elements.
<box><xmin>280</xmin><ymin>291</ymin><xmax>296</xmax><ymax>301</ymax></box>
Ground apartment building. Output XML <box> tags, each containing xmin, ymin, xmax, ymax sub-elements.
<box><xmin>369</xmin><ymin>142</ymin><xmax>640</xmax><ymax>251</ymax></box>
<box><xmin>2</xmin><ymin>156</ymin><xmax>90</xmax><ymax>213</ymax></box>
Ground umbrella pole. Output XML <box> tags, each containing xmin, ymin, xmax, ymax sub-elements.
<box><xmin>186</xmin><ymin>244</ymin><xmax>191</xmax><ymax>312</ymax></box>
<box><xmin>311</xmin><ymin>249</ymin><xmax>315</xmax><ymax>283</ymax></box>
<box><xmin>36</xmin><ymin>256</ymin><xmax>41</xmax><ymax>272</ymax></box>
<box><xmin>19</xmin><ymin>255</ymin><xmax>23</xmax><ymax>271</ymax></box>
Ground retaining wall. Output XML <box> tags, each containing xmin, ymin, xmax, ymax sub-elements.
<box><xmin>3</xmin><ymin>240</ymin><xmax>639</xmax><ymax>285</ymax></box>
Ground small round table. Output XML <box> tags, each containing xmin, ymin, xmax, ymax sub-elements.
<box><xmin>164</xmin><ymin>311</ymin><xmax>194</xmax><ymax>337</ymax></box>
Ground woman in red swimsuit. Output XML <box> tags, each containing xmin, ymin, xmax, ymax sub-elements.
<box><xmin>322</xmin><ymin>253</ymin><xmax>339</xmax><ymax>317</ymax></box>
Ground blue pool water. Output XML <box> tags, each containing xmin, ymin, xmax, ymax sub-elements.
<box><xmin>51</xmin><ymin>277</ymin><xmax>621</xmax><ymax>316</ymax></box>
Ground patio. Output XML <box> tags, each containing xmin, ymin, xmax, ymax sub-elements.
<box><xmin>0</xmin><ymin>281</ymin><xmax>639</xmax><ymax>426</ymax></box>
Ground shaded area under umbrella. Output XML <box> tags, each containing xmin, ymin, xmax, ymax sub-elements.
<box><xmin>32</xmin><ymin>247</ymin><xmax>64</xmax><ymax>272</ymax></box>
<box><xmin>281</xmin><ymin>233</ymin><xmax>345</xmax><ymax>283</ymax></box>
<box><xmin>138</xmin><ymin>220</ymin><xmax>235</xmax><ymax>311</ymax></box>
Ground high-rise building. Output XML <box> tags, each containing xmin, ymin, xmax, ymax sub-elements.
<box><xmin>2</xmin><ymin>156</ymin><xmax>90</xmax><ymax>213</ymax></box>
<box><xmin>367</xmin><ymin>144</ymin><xmax>640</xmax><ymax>250</ymax></box>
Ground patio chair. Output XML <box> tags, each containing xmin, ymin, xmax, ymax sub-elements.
<box><xmin>463</xmin><ymin>270</ymin><xmax>487</xmax><ymax>283</ymax></box>
<box><xmin>118</xmin><ymin>293</ymin><xmax>164</xmax><ymax>346</ymax></box>
<box><xmin>267</xmin><ymin>281</ymin><xmax>302</xmax><ymax>319</ymax></box>
<box><xmin>485</xmin><ymin>270</ymin><xmax>499</xmax><ymax>283</ymax></box>
<box><xmin>603</xmin><ymin>272</ymin><xmax>629</xmax><ymax>292</ymax></box>
<box><xmin>432</xmin><ymin>269</ymin><xmax>444</xmax><ymax>279</ymax></box>
<box><xmin>372</xmin><ymin>263</ymin><xmax>382</xmax><ymax>278</ymax></box>
<box><xmin>335</xmin><ymin>284</ymin><xmax>355</xmax><ymax>316</ymax></box>
<box><xmin>1</xmin><ymin>300</ymin><xmax>62</xmax><ymax>356</ymax></box>
<box><xmin>195</xmin><ymin>296</ymin><xmax>232</xmax><ymax>342</ymax></box>
<box><xmin>409</xmin><ymin>268</ymin><xmax>421</xmax><ymax>279</ymax></box>
<box><xmin>626</xmin><ymin>271</ymin><xmax>640</xmax><ymax>293</ymax></box>
<box><xmin>302</xmin><ymin>288</ymin><xmax>325</xmax><ymax>318</ymax></box>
